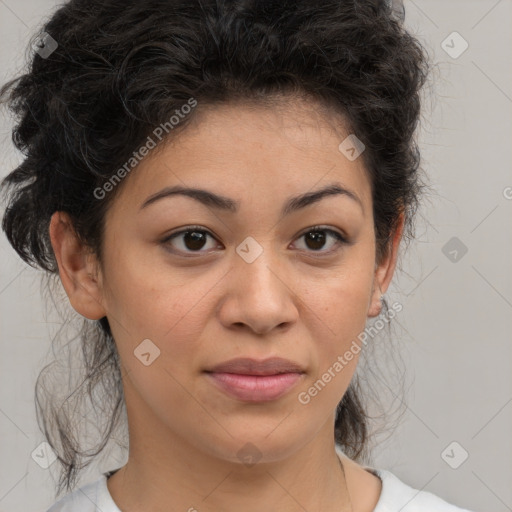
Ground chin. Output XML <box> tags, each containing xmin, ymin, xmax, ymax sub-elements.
<box><xmin>193</xmin><ymin>422</ymin><xmax>316</xmax><ymax>466</ymax></box>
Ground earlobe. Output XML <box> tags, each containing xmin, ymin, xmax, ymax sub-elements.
<box><xmin>49</xmin><ymin>211</ymin><xmax>107</xmax><ymax>320</ymax></box>
<box><xmin>368</xmin><ymin>213</ymin><xmax>405</xmax><ymax>318</ymax></box>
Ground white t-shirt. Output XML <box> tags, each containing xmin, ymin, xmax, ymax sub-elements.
<box><xmin>46</xmin><ymin>455</ymin><xmax>474</xmax><ymax>512</ymax></box>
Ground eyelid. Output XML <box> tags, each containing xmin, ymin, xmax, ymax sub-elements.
<box><xmin>296</xmin><ymin>225</ymin><xmax>348</xmax><ymax>242</ymax></box>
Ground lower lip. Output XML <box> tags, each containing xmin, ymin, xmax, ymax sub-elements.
<box><xmin>206</xmin><ymin>372</ymin><xmax>303</xmax><ymax>402</ymax></box>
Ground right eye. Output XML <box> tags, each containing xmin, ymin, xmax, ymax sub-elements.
<box><xmin>161</xmin><ymin>226</ymin><xmax>221</xmax><ymax>256</ymax></box>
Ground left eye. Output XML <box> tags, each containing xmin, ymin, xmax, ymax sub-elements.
<box><xmin>161</xmin><ymin>226</ymin><xmax>346</xmax><ymax>256</ymax></box>
<box><xmin>293</xmin><ymin>227</ymin><xmax>347</xmax><ymax>254</ymax></box>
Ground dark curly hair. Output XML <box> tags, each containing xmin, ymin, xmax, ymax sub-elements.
<box><xmin>0</xmin><ymin>0</ymin><xmax>432</xmax><ymax>497</ymax></box>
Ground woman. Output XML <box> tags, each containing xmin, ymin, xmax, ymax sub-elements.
<box><xmin>0</xmin><ymin>0</ymin><xmax>474</xmax><ymax>510</ymax></box>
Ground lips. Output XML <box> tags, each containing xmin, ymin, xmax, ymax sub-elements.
<box><xmin>204</xmin><ymin>357</ymin><xmax>305</xmax><ymax>402</ymax></box>
<box><xmin>205</xmin><ymin>357</ymin><xmax>305</xmax><ymax>376</ymax></box>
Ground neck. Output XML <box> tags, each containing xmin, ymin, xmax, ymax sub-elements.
<box><xmin>107</xmin><ymin>418</ymin><xmax>352</xmax><ymax>511</ymax></box>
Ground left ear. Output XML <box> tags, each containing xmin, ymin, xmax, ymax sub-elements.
<box><xmin>367</xmin><ymin>212</ymin><xmax>405</xmax><ymax>318</ymax></box>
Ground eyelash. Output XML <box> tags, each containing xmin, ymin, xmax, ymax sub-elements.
<box><xmin>160</xmin><ymin>225</ymin><xmax>348</xmax><ymax>257</ymax></box>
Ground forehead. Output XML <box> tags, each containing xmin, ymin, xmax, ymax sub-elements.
<box><xmin>111</xmin><ymin>98</ymin><xmax>372</xmax><ymax>214</ymax></box>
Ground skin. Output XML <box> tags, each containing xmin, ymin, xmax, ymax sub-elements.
<box><xmin>49</xmin><ymin>97</ymin><xmax>404</xmax><ymax>512</ymax></box>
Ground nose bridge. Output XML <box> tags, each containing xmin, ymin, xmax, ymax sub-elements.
<box><xmin>220</xmin><ymin>234</ymin><xmax>297</xmax><ymax>333</ymax></box>
<box><xmin>234</xmin><ymin>234</ymin><xmax>287</xmax><ymax>298</ymax></box>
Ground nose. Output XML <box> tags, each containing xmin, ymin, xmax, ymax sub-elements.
<box><xmin>217</xmin><ymin>244</ymin><xmax>299</xmax><ymax>336</ymax></box>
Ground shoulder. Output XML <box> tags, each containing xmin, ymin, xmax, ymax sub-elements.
<box><xmin>370</xmin><ymin>467</ymin><xmax>475</xmax><ymax>512</ymax></box>
<box><xmin>45</xmin><ymin>474</ymin><xmax>120</xmax><ymax>512</ymax></box>
<box><xmin>336</xmin><ymin>445</ymin><xmax>474</xmax><ymax>512</ymax></box>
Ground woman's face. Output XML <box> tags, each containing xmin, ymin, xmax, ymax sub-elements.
<box><xmin>61</xmin><ymin>98</ymin><xmax>399</xmax><ymax>464</ymax></box>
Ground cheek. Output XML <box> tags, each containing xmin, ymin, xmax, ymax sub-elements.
<box><xmin>306</xmin><ymin>246</ymin><xmax>375</xmax><ymax>380</ymax></box>
<box><xmin>294</xmin><ymin>272</ymin><xmax>373</xmax><ymax>416</ymax></box>
<box><xmin>317</xmin><ymin>248</ymin><xmax>375</xmax><ymax>333</ymax></box>
<box><xmin>101</xmin><ymin>235</ymin><xmax>217</xmax><ymax>342</ymax></box>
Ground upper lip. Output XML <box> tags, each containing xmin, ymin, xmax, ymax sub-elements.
<box><xmin>205</xmin><ymin>357</ymin><xmax>305</xmax><ymax>376</ymax></box>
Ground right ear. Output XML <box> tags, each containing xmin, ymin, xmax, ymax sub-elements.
<box><xmin>49</xmin><ymin>211</ymin><xmax>107</xmax><ymax>320</ymax></box>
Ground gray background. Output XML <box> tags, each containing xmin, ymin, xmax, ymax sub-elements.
<box><xmin>1</xmin><ymin>1</ymin><xmax>511</xmax><ymax>511</ymax></box>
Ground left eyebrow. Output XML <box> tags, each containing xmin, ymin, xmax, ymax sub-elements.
<box><xmin>139</xmin><ymin>182</ymin><xmax>364</xmax><ymax>217</ymax></box>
